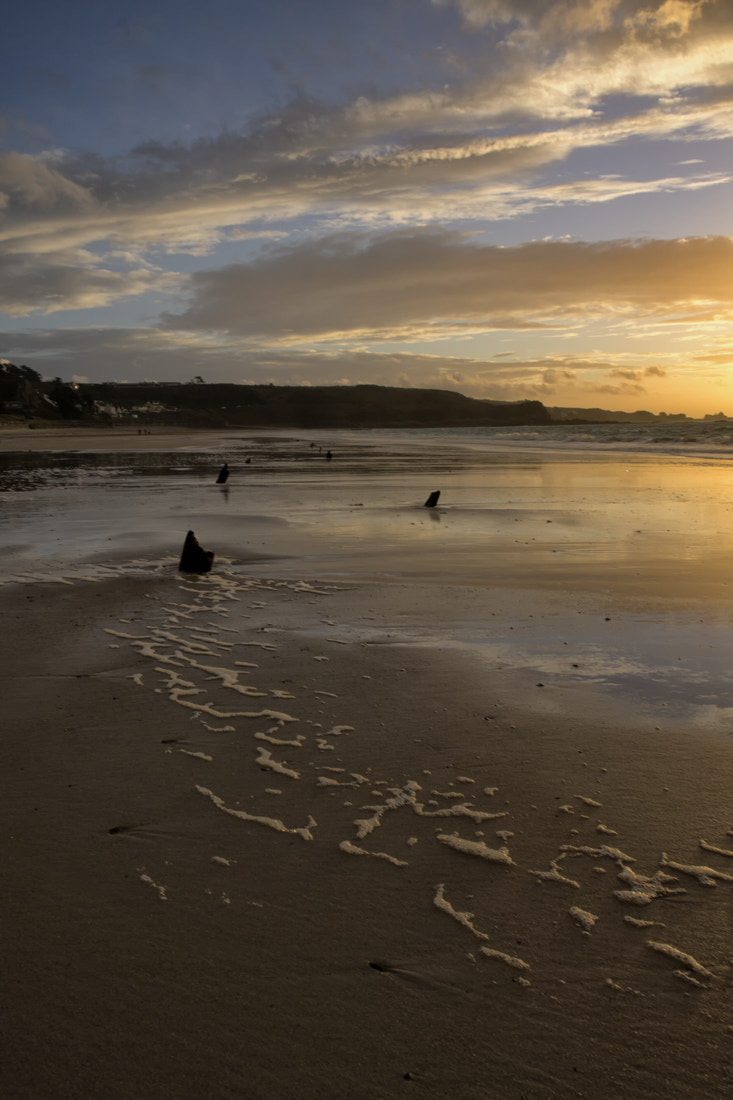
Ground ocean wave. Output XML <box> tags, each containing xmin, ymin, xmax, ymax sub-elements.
<box><xmin>433</xmin><ymin>421</ymin><xmax>733</xmax><ymax>457</ymax></box>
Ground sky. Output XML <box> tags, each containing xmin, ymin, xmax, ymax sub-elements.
<box><xmin>2</xmin><ymin>0</ymin><xmax>733</xmax><ymax>416</ymax></box>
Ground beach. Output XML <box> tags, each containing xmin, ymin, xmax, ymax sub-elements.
<box><xmin>3</xmin><ymin>426</ymin><xmax>733</xmax><ymax>1099</ymax></box>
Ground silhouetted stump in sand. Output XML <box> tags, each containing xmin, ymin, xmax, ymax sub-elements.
<box><xmin>216</xmin><ymin>463</ymin><xmax>229</xmax><ymax>484</ymax></box>
<box><xmin>179</xmin><ymin>530</ymin><xmax>214</xmax><ymax>573</ymax></box>
<box><xmin>424</xmin><ymin>491</ymin><xmax>441</xmax><ymax>508</ymax></box>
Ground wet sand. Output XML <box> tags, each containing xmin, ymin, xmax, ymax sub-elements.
<box><xmin>0</xmin><ymin>423</ymin><xmax>235</xmax><ymax>452</ymax></box>
<box><xmin>3</xmin><ymin>428</ymin><xmax>733</xmax><ymax>1098</ymax></box>
<box><xmin>3</xmin><ymin>569</ymin><xmax>733</xmax><ymax>1099</ymax></box>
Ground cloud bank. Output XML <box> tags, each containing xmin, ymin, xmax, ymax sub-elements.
<box><xmin>164</xmin><ymin>230</ymin><xmax>733</xmax><ymax>343</ymax></box>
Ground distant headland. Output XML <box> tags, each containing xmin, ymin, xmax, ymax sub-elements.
<box><xmin>0</xmin><ymin>361</ymin><xmax>723</xmax><ymax>429</ymax></box>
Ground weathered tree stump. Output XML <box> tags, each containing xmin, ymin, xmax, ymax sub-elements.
<box><xmin>179</xmin><ymin>530</ymin><xmax>214</xmax><ymax>573</ymax></box>
<box><xmin>424</xmin><ymin>490</ymin><xmax>441</xmax><ymax>507</ymax></box>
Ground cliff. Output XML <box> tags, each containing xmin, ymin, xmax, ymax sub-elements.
<box><xmin>80</xmin><ymin>382</ymin><xmax>552</xmax><ymax>428</ymax></box>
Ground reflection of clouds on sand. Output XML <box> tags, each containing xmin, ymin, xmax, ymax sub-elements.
<box><xmin>101</xmin><ymin>568</ymin><xmax>732</xmax><ymax>994</ymax></box>
<box><xmin>5</xmin><ymin>430</ymin><xmax>733</xmax><ymax>593</ymax></box>
<box><xmin>7</xmin><ymin>549</ymin><xmax>733</xmax><ymax>733</ymax></box>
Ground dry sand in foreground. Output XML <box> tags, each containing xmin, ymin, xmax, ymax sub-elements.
<box><xmin>3</xmin><ymin>570</ymin><xmax>733</xmax><ymax>1099</ymax></box>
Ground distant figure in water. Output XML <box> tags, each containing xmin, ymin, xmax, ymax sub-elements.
<box><xmin>424</xmin><ymin>490</ymin><xmax>441</xmax><ymax>508</ymax></box>
<box><xmin>179</xmin><ymin>530</ymin><xmax>214</xmax><ymax>574</ymax></box>
<box><xmin>326</xmin><ymin>450</ymin><xmax>333</xmax><ymax>461</ymax></box>
<box><xmin>216</xmin><ymin>463</ymin><xmax>229</xmax><ymax>484</ymax></box>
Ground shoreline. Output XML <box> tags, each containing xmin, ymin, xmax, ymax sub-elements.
<box><xmin>4</xmin><ymin>419</ymin><xmax>733</xmax><ymax>461</ymax></box>
<box><xmin>0</xmin><ymin>423</ymin><xmax>257</xmax><ymax>452</ymax></box>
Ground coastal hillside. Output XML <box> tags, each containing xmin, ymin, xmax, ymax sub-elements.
<box><xmin>1</xmin><ymin>368</ymin><xmax>551</xmax><ymax>427</ymax></box>
<box><xmin>88</xmin><ymin>382</ymin><xmax>552</xmax><ymax>428</ymax></box>
<box><xmin>2</xmin><ymin>363</ymin><xmax>699</xmax><ymax>427</ymax></box>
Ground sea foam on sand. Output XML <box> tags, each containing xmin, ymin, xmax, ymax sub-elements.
<box><xmin>90</xmin><ymin>568</ymin><xmax>733</xmax><ymax>1009</ymax></box>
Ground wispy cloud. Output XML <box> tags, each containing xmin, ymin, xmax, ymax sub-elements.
<box><xmin>1</xmin><ymin>2</ymin><xmax>731</xmax><ymax>270</ymax></box>
<box><xmin>0</xmin><ymin>251</ymin><xmax>180</xmax><ymax>316</ymax></box>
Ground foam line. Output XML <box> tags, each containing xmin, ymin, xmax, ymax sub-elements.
<box><xmin>133</xmin><ymin>641</ymin><xmax>183</xmax><ymax>664</ymax></box>
<box><xmin>254</xmin><ymin>731</ymin><xmax>304</xmax><ymax>748</ymax></box>
<box><xmin>699</xmin><ymin>840</ymin><xmax>733</xmax><ymax>858</ymax></box>
<box><xmin>528</xmin><ymin>859</ymin><xmax>580</xmax><ymax>889</ymax></box>
<box><xmin>569</xmin><ymin>906</ymin><xmax>598</xmax><ymax>933</ymax></box>
<box><xmin>479</xmin><ymin>946</ymin><xmax>531</xmax><ymax>972</ymax></box>
<box><xmin>416</xmin><ymin>803</ymin><xmax>507</xmax><ymax>823</ymax></box>
<box><xmin>613</xmin><ymin>866</ymin><xmax>684</xmax><ymax>905</ymax></box>
<box><xmin>169</xmin><ymin>692</ymin><xmax>298</xmax><ymax>722</ymax></box>
<box><xmin>175</xmin><ymin>654</ymin><xmax>268</xmax><ymax>697</ymax></box>
<box><xmin>660</xmin><ymin>854</ymin><xmax>733</xmax><ymax>886</ymax></box>
<box><xmin>155</xmin><ymin>669</ymin><xmax>201</xmax><ymax>693</ymax></box>
<box><xmin>196</xmin><ymin>785</ymin><xmax>315</xmax><ymax>839</ymax></box>
<box><xmin>436</xmin><ymin>835</ymin><xmax>515</xmax><ymax>864</ymax></box>
<box><xmin>353</xmin><ymin>781</ymin><xmax>421</xmax><ymax>839</ymax></box>
<box><xmin>338</xmin><ymin>841</ymin><xmax>408</xmax><ymax>866</ymax></box>
<box><xmin>646</xmin><ymin>940</ymin><xmax>713</xmax><ymax>979</ymax></box>
<box><xmin>138</xmin><ymin>870</ymin><xmax>168</xmax><ymax>901</ymax></box>
<box><xmin>433</xmin><ymin>884</ymin><xmax>490</xmax><ymax>941</ymax></box>
<box><xmin>255</xmin><ymin>747</ymin><xmax>300</xmax><ymax>779</ymax></box>
<box><xmin>561</xmin><ymin>843</ymin><xmax>635</xmax><ymax>863</ymax></box>
<box><xmin>151</xmin><ymin>628</ymin><xmax>218</xmax><ymax>655</ymax></box>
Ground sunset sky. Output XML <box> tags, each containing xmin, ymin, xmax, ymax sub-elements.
<box><xmin>2</xmin><ymin>0</ymin><xmax>733</xmax><ymax>415</ymax></box>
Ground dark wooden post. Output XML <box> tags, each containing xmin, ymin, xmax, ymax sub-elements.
<box><xmin>179</xmin><ymin>530</ymin><xmax>214</xmax><ymax>573</ymax></box>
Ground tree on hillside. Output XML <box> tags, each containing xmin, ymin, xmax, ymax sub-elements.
<box><xmin>0</xmin><ymin>362</ymin><xmax>43</xmax><ymax>411</ymax></box>
<box><xmin>47</xmin><ymin>377</ymin><xmax>83</xmax><ymax>418</ymax></box>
